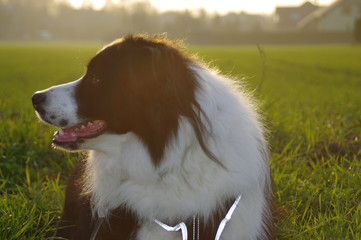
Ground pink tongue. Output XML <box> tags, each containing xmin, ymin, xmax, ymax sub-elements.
<box><xmin>55</xmin><ymin>121</ymin><xmax>106</xmax><ymax>142</ymax></box>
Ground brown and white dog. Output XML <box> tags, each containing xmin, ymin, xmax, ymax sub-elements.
<box><xmin>32</xmin><ymin>35</ymin><xmax>274</xmax><ymax>240</ymax></box>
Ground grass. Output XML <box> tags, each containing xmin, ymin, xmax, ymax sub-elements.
<box><xmin>0</xmin><ymin>43</ymin><xmax>360</xmax><ymax>239</ymax></box>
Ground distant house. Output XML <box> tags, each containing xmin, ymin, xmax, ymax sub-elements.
<box><xmin>298</xmin><ymin>0</ymin><xmax>361</xmax><ymax>31</ymax></box>
<box><xmin>275</xmin><ymin>2</ymin><xmax>321</xmax><ymax>30</ymax></box>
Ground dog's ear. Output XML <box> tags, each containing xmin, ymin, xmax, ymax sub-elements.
<box><xmin>125</xmin><ymin>41</ymin><xmax>222</xmax><ymax>167</ymax></box>
<box><xmin>149</xmin><ymin>45</ymin><xmax>197</xmax><ymax>111</ymax></box>
<box><xmin>150</xmin><ymin>45</ymin><xmax>225</xmax><ymax>168</ymax></box>
<box><xmin>127</xmin><ymin>44</ymin><xmax>196</xmax><ymax>107</ymax></box>
<box><xmin>124</xmin><ymin>45</ymin><xmax>194</xmax><ymax>165</ymax></box>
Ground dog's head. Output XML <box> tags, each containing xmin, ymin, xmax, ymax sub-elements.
<box><xmin>32</xmin><ymin>35</ymin><xmax>209</xmax><ymax>164</ymax></box>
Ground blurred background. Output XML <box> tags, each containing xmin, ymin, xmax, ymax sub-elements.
<box><xmin>1</xmin><ymin>0</ymin><xmax>361</xmax><ymax>44</ymax></box>
<box><xmin>1</xmin><ymin>1</ymin><xmax>361</xmax><ymax>239</ymax></box>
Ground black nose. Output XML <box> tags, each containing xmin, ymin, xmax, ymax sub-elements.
<box><xmin>32</xmin><ymin>92</ymin><xmax>46</xmax><ymax>114</ymax></box>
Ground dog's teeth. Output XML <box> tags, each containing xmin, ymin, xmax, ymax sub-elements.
<box><xmin>88</xmin><ymin>122</ymin><xmax>93</xmax><ymax>126</ymax></box>
<box><xmin>94</xmin><ymin>120</ymin><xmax>99</xmax><ymax>123</ymax></box>
<box><xmin>81</xmin><ymin>125</ymin><xmax>85</xmax><ymax>129</ymax></box>
<box><xmin>58</xmin><ymin>128</ymin><xmax>64</xmax><ymax>136</ymax></box>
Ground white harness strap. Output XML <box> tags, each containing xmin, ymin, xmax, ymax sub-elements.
<box><xmin>154</xmin><ymin>194</ymin><xmax>242</xmax><ymax>240</ymax></box>
<box><xmin>154</xmin><ymin>219</ymin><xmax>188</xmax><ymax>240</ymax></box>
<box><xmin>214</xmin><ymin>194</ymin><xmax>242</xmax><ymax>240</ymax></box>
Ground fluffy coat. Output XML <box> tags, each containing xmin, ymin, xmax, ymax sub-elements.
<box><xmin>32</xmin><ymin>35</ymin><xmax>274</xmax><ymax>240</ymax></box>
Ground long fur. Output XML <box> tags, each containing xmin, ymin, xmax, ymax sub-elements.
<box><xmin>32</xmin><ymin>35</ymin><xmax>274</xmax><ymax>240</ymax></box>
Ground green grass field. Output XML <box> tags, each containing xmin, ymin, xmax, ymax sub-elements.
<box><xmin>0</xmin><ymin>43</ymin><xmax>360</xmax><ymax>239</ymax></box>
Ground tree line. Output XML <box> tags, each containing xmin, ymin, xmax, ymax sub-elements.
<box><xmin>0</xmin><ymin>0</ymin><xmax>272</xmax><ymax>41</ymax></box>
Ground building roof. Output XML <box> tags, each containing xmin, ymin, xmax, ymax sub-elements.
<box><xmin>276</xmin><ymin>1</ymin><xmax>317</xmax><ymax>14</ymax></box>
<box><xmin>275</xmin><ymin>1</ymin><xmax>321</xmax><ymax>29</ymax></box>
<box><xmin>297</xmin><ymin>0</ymin><xmax>350</xmax><ymax>29</ymax></box>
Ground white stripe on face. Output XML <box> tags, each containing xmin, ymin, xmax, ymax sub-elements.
<box><xmin>36</xmin><ymin>78</ymin><xmax>83</xmax><ymax>127</ymax></box>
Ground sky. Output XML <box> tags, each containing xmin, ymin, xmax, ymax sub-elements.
<box><xmin>68</xmin><ymin>0</ymin><xmax>337</xmax><ymax>14</ymax></box>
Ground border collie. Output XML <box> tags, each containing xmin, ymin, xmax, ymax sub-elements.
<box><xmin>32</xmin><ymin>35</ymin><xmax>274</xmax><ymax>240</ymax></box>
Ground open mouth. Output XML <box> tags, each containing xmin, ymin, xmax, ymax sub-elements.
<box><xmin>53</xmin><ymin>120</ymin><xmax>107</xmax><ymax>144</ymax></box>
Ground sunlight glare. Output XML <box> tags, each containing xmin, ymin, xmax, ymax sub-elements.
<box><xmin>69</xmin><ymin>0</ymin><xmax>82</xmax><ymax>9</ymax></box>
<box><xmin>92</xmin><ymin>0</ymin><xmax>106</xmax><ymax>10</ymax></box>
<box><xmin>68</xmin><ymin>0</ymin><xmax>106</xmax><ymax>10</ymax></box>
<box><xmin>151</xmin><ymin>0</ymin><xmax>281</xmax><ymax>14</ymax></box>
<box><xmin>149</xmin><ymin>0</ymin><xmax>336</xmax><ymax>14</ymax></box>
<box><xmin>67</xmin><ymin>0</ymin><xmax>336</xmax><ymax>14</ymax></box>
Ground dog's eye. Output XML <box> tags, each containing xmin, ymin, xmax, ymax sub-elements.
<box><xmin>91</xmin><ymin>75</ymin><xmax>101</xmax><ymax>85</ymax></box>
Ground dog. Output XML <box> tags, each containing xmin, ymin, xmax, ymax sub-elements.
<box><xmin>32</xmin><ymin>35</ymin><xmax>274</xmax><ymax>240</ymax></box>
